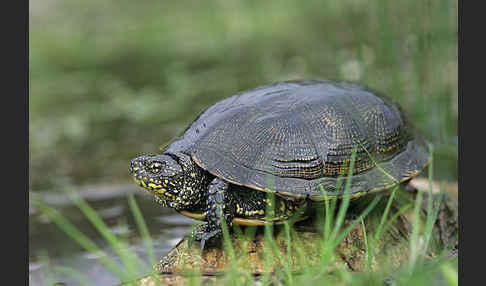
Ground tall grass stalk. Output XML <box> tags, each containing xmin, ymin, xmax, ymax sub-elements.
<box><xmin>381</xmin><ymin>203</ymin><xmax>413</xmax><ymax>241</ymax></box>
<box><xmin>423</xmin><ymin>145</ymin><xmax>444</xmax><ymax>255</ymax></box>
<box><xmin>219</xmin><ymin>206</ymin><xmax>235</xmax><ymax>263</ymax></box>
<box><xmin>127</xmin><ymin>194</ymin><xmax>162</xmax><ymax>286</ymax></box>
<box><xmin>30</xmin><ymin>193</ymin><xmax>129</xmax><ymax>281</ymax></box>
<box><xmin>187</xmin><ymin>273</ymin><xmax>202</xmax><ymax>286</ymax></box>
<box><xmin>260</xmin><ymin>170</ymin><xmax>291</xmax><ymax>284</ymax></box>
<box><xmin>325</xmin><ymin>147</ymin><xmax>357</xmax><ymax>254</ymax></box>
<box><xmin>333</xmin><ymin>194</ymin><xmax>382</xmax><ymax>250</ymax></box>
<box><xmin>408</xmin><ymin>186</ymin><xmax>423</xmax><ymax>270</ymax></box>
<box><xmin>64</xmin><ymin>188</ymin><xmax>146</xmax><ymax>277</ymax></box>
<box><xmin>263</xmin><ymin>192</ymin><xmax>293</xmax><ymax>284</ymax></box>
<box><xmin>374</xmin><ymin>186</ymin><xmax>398</xmax><ymax>243</ymax></box>
<box><xmin>316</xmin><ymin>146</ymin><xmax>385</xmax><ymax>276</ymax></box>
<box><xmin>320</xmin><ymin>186</ymin><xmax>332</xmax><ymax>243</ymax></box>
<box><xmin>440</xmin><ymin>262</ymin><xmax>459</xmax><ymax>286</ymax></box>
<box><xmin>53</xmin><ymin>266</ymin><xmax>94</xmax><ymax>286</ymax></box>
<box><xmin>288</xmin><ymin>226</ymin><xmax>311</xmax><ymax>274</ymax></box>
<box><xmin>361</xmin><ymin>218</ymin><xmax>371</xmax><ymax>271</ymax></box>
<box><xmin>283</xmin><ymin>221</ymin><xmax>293</xmax><ymax>282</ymax></box>
<box><xmin>29</xmin><ymin>190</ymin><xmax>167</xmax><ymax>285</ymax></box>
<box><xmin>408</xmin><ymin>149</ymin><xmax>435</xmax><ymax>270</ymax></box>
<box><xmin>365</xmin><ymin>185</ymin><xmax>400</xmax><ymax>263</ymax></box>
<box><xmin>127</xmin><ymin>194</ymin><xmax>156</xmax><ymax>267</ymax></box>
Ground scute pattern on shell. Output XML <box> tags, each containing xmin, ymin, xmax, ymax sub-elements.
<box><xmin>165</xmin><ymin>80</ymin><xmax>429</xmax><ymax>198</ymax></box>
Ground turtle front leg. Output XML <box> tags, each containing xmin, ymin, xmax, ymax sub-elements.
<box><xmin>192</xmin><ymin>177</ymin><xmax>235</xmax><ymax>246</ymax></box>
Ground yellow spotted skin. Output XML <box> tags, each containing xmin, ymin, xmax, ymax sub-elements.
<box><xmin>130</xmin><ymin>153</ymin><xmax>211</xmax><ymax>211</ymax></box>
<box><xmin>230</xmin><ymin>187</ymin><xmax>305</xmax><ymax>222</ymax></box>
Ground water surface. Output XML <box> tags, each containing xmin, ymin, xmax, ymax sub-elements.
<box><xmin>29</xmin><ymin>183</ymin><xmax>195</xmax><ymax>285</ymax></box>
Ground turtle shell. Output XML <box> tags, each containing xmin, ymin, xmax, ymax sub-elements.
<box><xmin>164</xmin><ymin>80</ymin><xmax>429</xmax><ymax>200</ymax></box>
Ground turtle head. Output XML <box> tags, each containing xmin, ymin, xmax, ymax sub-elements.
<box><xmin>129</xmin><ymin>154</ymin><xmax>185</xmax><ymax>206</ymax></box>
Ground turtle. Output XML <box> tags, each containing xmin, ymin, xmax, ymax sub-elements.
<box><xmin>129</xmin><ymin>80</ymin><xmax>429</xmax><ymax>244</ymax></box>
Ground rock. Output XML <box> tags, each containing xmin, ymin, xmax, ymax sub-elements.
<box><xmin>129</xmin><ymin>181</ymin><xmax>458</xmax><ymax>286</ymax></box>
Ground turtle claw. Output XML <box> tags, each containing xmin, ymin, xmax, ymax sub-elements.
<box><xmin>197</xmin><ymin>231</ymin><xmax>220</xmax><ymax>252</ymax></box>
<box><xmin>200</xmin><ymin>238</ymin><xmax>206</xmax><ymax>251</ymax></box>
<box><xmin>190</xmin><ymin>223</ymin><xmax>223</xmax><ymax>251</ymax></box>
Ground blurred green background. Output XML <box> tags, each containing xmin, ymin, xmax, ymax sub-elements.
<box><xmin>29</xmin><ymin>0</ymin><xmax>457</xmax><ymax>193</ymax></box>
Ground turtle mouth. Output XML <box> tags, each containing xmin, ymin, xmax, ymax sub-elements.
<box><xmin>131</xmin><ymin>173</ymin><xmax>165</xmax><ymax>192</ymax></box>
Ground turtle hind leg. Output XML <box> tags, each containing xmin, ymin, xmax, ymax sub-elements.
<box><xmin>232</xmin><ymin>188</ymin><xmax>307</xmax><ymax>223</ymax></box>
<box><xmin>191</xmin><ymin>177</ymin><xmax>235</xmax><ymax>248</ymax></box>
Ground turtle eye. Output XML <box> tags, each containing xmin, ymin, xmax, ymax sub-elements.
<box><xmin>149</xmin><ymin>162</ymin><xmax>163</xmax><ymax>174</ymax></box>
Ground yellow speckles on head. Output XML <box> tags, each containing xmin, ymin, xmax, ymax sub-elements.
<box><xmin>149</xmin><ymin>178</ymin><xmax>154</xmax><ymax>182</ymax></box>
<box><xmin>153</xmin><ymin>188</ymin><xmax>167</xmax><ymax>196</ymax></box>
<box><xmin>162</xmin><ymin>191</ymin><xmax>173</xmax><ymax>198</ymax></box>
<box><xmin>190</xmin><ymin>172</ymin><xmax>196</xmax><ymax>178</ymax></box>
<box><xmin>164</xmin><ymin>180</ymin><xmax>168</xmax><ymax>184</ymax></box>
<box><xmin>148</xmin><ymin>183</ymin><xmax>162</xmax><ymax>189</ymax></box>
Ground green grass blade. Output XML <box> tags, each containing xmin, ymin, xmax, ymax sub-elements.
<box><xmin>187</xmin><ymin>273</ymin><xmax>202</xmax><ymax>286</ymax></box>
<box><xmin>423</xmin><ymin>144</ymin><xmax>443</xmax><ymax>254</ymax></box>
<box><xmin>361</xmin><ymin>217</ymin><xmax>371</xmax><ymax>272</ymax></box>
<box><xmin>30</xmin><ymin>194</ymin><xmax>128</xmax><ymax>280</ymax></box>
<box><xmin>440</xmin><ymin>262</ymin><xmax>459</xmax><ymax>286</ymax></box>
<box><xmin>283</xmin><ymin>221</ymin><xmax>294</xmax><ymax>283</ymax></box>
<box><xmin>333</xmin><ymin>194</ymin><xmax>382</xmax><ymax>249</ymax></box>
<box><xmin>127</xmin><ymin>194</ymin><xmax>162</xmax><ymax>286</ymax></box>
<box><xmin>408</xmin><ymin>191</ymin><xmax>424</xmax><ymax>270</ymax></box>
<box><xmin>318</xmin><ymin>185</ymin><xmax>332</xmax><ymax>243</ymax></box>
<box><xmin>329</xmin><ymin>146</ymin><xmax>358</xmax><ymax>243</ymax></box>
<box><xmin>127</xmin><ymin>194</ymin><xmax>157</xmax><ymax>266</ymax></box>
<box><xmin>409</xmin><ymin>184</ymin><xmax>427</xmax><ymax>267</ymax></box>
<box><xmin>53</xmin><ymin>266</ymin><xmax>94</xmax><ymax>286</ymax></box>
<box><xmin>262</xmin><ymin>193</ymin><xmax>293</xmax><ymax>284</ymax></box>
<box><xmin>64</xmin><ymin>188</ymin><xmax>146</xmax><ymax>276</ymax></box>
<box><xmin>219</xmin><ymin>205</ymin><xmax>235</xmax><ymax>263</ymax></box>
<box><xmin>382</xmin><ymin>203</ymin><xmax>413</xmax><ymax>241</ymax></box>
<box><xmin>374</xmin><ymin>185</ymin><xmax>398</xmax><ymax>243</ymax></box>
<box><xmin>289</xmin><ymin>226</ymin><xmax>310</xmax><ymax>274</ymax></box>
<box><xmin>319</xmin><ymin>147</ymin><xmax>359</xmax><ymax>266</ymax></box>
